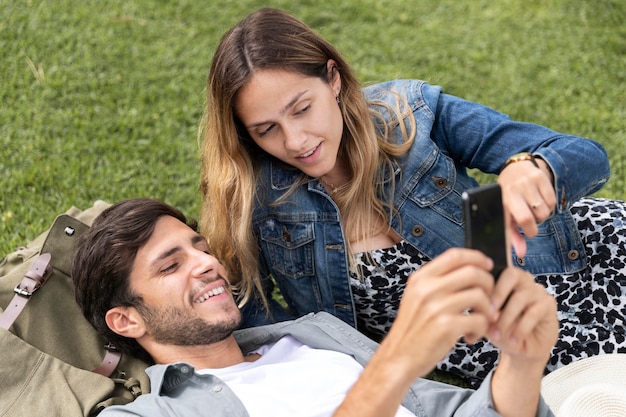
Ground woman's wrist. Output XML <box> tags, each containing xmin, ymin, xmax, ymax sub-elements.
<box><xmin>502</xmin><ymin>152</ymin><xmax>539</xmax><ymax>170</ymax></box>
<box><xmin>533</xmin><ymin>155</ymin><xmax>555</xmax><ymax>184</ymax></box>
<box><xmin>502</xmin><ymin>152</ymin><xmax>555</xmax><ymax>184</ymax></box>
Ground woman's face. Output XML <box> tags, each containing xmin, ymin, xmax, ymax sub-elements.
<box><xmin>235</xmin><ymin>64</ymin><xmax>343</xmax><ymax>179</ymax></box>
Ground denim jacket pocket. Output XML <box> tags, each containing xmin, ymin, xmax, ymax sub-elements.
<box><xmin>259</xmin><ymin>221</ymin><xmax>316</xmax><ymax>279</ymax></box>
<box><xmin>402</xmin><ymin>149</ymin><xmax>469</xmax><ymax>227</ymax></box>
<box><xmin>512</xmin><ymin>214</ymin><xmax>587</xmax><ymax>275</ymax></box>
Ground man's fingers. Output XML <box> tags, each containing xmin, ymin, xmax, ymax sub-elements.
<box><xmin>416</xmin><ymin>248</ymin><xmax>493</xmax><ymax>280</ymax></box>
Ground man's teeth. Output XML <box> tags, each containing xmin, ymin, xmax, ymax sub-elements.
<box><xmin>195</xmin><ymin>286</ymin><xmax>225</xmax><ymax>303</ymax></box>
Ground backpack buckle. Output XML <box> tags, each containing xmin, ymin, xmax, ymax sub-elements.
<box><xmin>1</xmin><ymin>253</ymin><xmax>52</xmax><ymax>330</ymax></box>
<box><xmin>104</xmin><ymin>342</ymin><xmax>120</xmax><ymax>352</ymax></box>
<box><xmin>13</xmin><ymin>285</ymin><xmax>36</xmax><ymax>297</ymax></box>
<box><xmin>12</xmin><ymin>253</ymin><xmax>53</xmax><ymax>297</ymax></box>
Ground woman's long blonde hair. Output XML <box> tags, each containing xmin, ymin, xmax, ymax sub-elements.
<box><xmin>199</xmin><ymin>8</ymin><xmax>414</xmax><ymax>310</ymax></box>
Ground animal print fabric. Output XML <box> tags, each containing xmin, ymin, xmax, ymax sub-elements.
<box><xmin>349</xmin><ymin>197</ymin><xmax>626</xmax><ymax>387</ymax></box>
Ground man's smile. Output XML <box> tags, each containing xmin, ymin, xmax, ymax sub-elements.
<box><xmin>194</xmin><ymin>285</ymin><xmax>227</xmax><ymax>304</ymax></box>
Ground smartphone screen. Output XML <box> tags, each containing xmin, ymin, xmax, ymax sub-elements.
<box><xmin>462</xmin><ymin>183</ymin><xmax>508</xmax><ymax>280</ymax></box>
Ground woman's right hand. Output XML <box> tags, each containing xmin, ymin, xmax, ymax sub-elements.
<box><xmin>498</xmin><ymin>157</ymin><xmax>556</xmax><ymax>258</ymax></box>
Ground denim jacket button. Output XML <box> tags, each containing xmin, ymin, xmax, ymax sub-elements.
<box><xmin>567</xmin><ymin>250</ymin><xmax>579</xmax><ymax>260</ymax></box>
<box><xmin>411</xmin><ymin>225</ymin><xmax>424</xmax><ymax>236</ymax></box>
<box><xmin>433</xmin><ymin>177</ymin><xmax>448</xmax><ymax>188</ymax></box>
<box><xmin>516</xmin><ymin>257</ymin><xmax>526</xmax><ymax>266</ymax></box>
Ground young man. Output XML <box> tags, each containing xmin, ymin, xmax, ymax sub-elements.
<box><xmin>72</xmin><ymin>198</ymin><xmax>557</xmax><ymax>417</ymax></box>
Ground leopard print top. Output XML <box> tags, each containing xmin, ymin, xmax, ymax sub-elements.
<box><xmin>349</xmin><ymin>240</ymin><xmax>430</xmax><ymax>342</ymax></box>
<box><xmin>349</xmin><ymin>197</ymin><xmax>626</xmax><ymax>388</ymax></box>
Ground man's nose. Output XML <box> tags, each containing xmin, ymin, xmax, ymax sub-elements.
<box><xmin>191</xmin><ymin>251</ymin><xmax>220</xmax><ymax>279</ymax></box>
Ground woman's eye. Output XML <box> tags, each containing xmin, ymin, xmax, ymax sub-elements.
<box><xmin>258</xmin><ymin>124</ymin><xmax>275</xmax><ymax>137</ymax></box>
<box><xmin>295</xmin><ymin>104</ymin><xmax>310</xmax><ymax>115</ymax></box>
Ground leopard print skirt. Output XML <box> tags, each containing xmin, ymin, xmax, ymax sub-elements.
<box><xmin>349</xmin><ymin>197</ymin><xmax>626</xmax><ymax>387</ymax></box>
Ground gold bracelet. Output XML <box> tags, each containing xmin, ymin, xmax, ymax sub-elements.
<box><xmin>502</xmin><ymin>152</ymin><xmax>540</xmax><ymax>170</ymax></box>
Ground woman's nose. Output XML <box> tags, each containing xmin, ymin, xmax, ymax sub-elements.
<box><xmin>283</xmin><ymin>125</ymin><xmax>305</xmax><ymax>152</ymax></box>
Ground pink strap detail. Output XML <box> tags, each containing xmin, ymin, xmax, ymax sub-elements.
<box><xmin>1</xmin><ymin>252</ymin><xmax>123</xmax><ymax>377</ymax></box>
<box><xmin>92</xmin><ymin>344</ymin><xmax>123</xmax><ymax>376</ymax></box>
<box><xmin>0</xmin><ymin>253</ymin><xmax>52</xmax><ymax>330</ymax></box>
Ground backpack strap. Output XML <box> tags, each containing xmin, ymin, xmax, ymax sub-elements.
<box><xmin>0</xmin><ymin>253</ymin><xmax>52</xmax><ymax>330</ymax></box>
<box><xmin>93</xmin><ymin>343</ymin><xmax>123</xmax><ymax>377</ymax></box>
<box><xmin>0</xmin><ymin>252</ymin><xmax>123</xmax><ymax>377</ymax></box>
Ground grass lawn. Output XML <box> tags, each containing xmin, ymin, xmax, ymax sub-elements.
<box><xmin>1</xmin><ymin>0</ymin><xmax>624</xmax><ymax>386</ymax></box>
<box><xmin>2</xmin><ymin>0</ymin><xmax>624</xmax><ymax>254</ymax></box>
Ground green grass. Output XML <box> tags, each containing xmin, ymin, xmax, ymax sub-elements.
<box><xmin>1</xmin><ymin>0</ymin><xmax>624</xmax><ymax>255</ymax></box>
<box><xmin>2</xmin><ymin>0</ymin><xmax>624</xmax><ymax>388</ymax></box>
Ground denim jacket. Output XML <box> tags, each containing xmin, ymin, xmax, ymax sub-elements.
<box><xmin>246</xmin><ymin>80</ymin><xmax>609</xmax><ymax>328</ymax></box>
<box><xmin>99</xmin><ymin>312</ymin><xmax>554</xmax><ymax>417</ymax></box>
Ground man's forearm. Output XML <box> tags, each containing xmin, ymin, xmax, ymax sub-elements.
<box><xmin>491</xmin><ymin>354</ymin><xmax>546</xmax><ymax>417</ymax></box>
<box><xmin>332</xmin><ymin>342</ymin><xmax>424</xmax><ymax>417</ymax></box>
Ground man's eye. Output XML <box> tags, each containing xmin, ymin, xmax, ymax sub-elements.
<box><xmin>161</xmin><ymin>263</ymin><xmax>178</xmax><ymax>274</ymax></box>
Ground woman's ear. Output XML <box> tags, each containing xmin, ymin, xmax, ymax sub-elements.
<box><xmin>105</xmin><ymin>306</ymin><xmax>146</xmax><ymax>339</ymax></box>
<box><xmin>326</xmin><ymin>59</ymin><xmax>341</xmax><ymax>95</ymax></box>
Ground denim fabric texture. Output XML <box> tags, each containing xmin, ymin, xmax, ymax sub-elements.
<box><xmin>247</xmin><ymin>80</ymin><xmax>609</xmax><ymax>328</ymax></box>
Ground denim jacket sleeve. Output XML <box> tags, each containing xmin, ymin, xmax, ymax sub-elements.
<box><xmin>426</xmin><ymin>83</ymin><xmax>609</xmax><ymax>212</ymax></box>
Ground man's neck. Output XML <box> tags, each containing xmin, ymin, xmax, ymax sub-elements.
<box><xmin>147</xmin><ymin>335</ymin><xmax>248</xmax><ymax>369</ymax></box>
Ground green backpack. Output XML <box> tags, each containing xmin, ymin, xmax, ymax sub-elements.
<box><xmin>0</xmin><ymin>201</ymin><xmax>150</xmax><ymax>417</ymax></box>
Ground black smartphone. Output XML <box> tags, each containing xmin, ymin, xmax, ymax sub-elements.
<box><xmin>462</xmin><ymin>183</ymin><xmax>508</xmax><ymax>280</ymax></box>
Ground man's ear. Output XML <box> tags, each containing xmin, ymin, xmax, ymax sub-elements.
<box><xmin>105</xmin><ymin>306</ymin><xmax>146</xmax><ymax>339</ymax></box>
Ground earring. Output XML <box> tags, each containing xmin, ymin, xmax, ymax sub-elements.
<box><xmin>336</xmin><ymin>96</ymin><xmax>341</xmax><ymax>104</ymax></box>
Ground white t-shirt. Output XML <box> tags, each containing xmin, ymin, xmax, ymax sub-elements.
<box><xmin>197</xmin><ymin>336</ymin><xmax>414</xmax><ymax>417</ymax></box>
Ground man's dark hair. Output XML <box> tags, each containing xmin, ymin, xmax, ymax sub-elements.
<box><xmin>72</xmin><ymin>198</ymin><xmax>197</xmax><ymax>364</ymax></box>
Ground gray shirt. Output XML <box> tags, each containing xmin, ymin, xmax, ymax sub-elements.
<box><xmin>100</xmin><ymin>312</ymin><xmax>554</xmax><ymax>417</ymax></box>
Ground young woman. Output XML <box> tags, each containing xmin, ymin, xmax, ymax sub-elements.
<box><xmin>199</xmin><ymin>7</ymin><xmax>625</xmax><ymax>386</ymax></box>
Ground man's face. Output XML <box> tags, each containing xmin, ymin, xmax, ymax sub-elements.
<box><xmin>129</xmin><ymin>216</ymin><xmax>242</xmax><ymax>346</ymax></box>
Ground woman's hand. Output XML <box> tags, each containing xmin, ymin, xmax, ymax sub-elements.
<box><xmin>498</xmin><ymin>157</ymin><xmax>556</xmax><ymax>257</ymax></box>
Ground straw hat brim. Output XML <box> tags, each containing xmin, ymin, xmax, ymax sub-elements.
<box><xmin>541</xmin><ymin>354</ymin><xmax>626</xmax><ymax>417</ymax></box>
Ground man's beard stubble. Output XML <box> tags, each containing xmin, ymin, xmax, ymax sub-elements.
<box><xmin>137</xmin><ymin>301</ymin><xmax>242</xmax><ymax>346</ymax></box>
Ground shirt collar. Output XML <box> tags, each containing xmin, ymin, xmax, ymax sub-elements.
<box><xmin>146</xmin><ymin>362</ymin><xmax>196</xmax><ymax>395</ymax></box>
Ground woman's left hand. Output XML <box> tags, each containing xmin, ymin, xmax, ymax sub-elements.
<box><xmin>498</xmin><ymin>157</ymin><xmax>556</xmax><ymax>258</ymax></box>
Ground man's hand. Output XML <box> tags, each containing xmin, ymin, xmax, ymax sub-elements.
<box><xmin>334</xmin><ymin>248</ymin><xmax>498</xmax><ymax>417</ymax></box>
<box><xmin>334</xmin><ymin>249</ymin><xmax>557</xmax><ymax>417</ymax></box>
<box><xmin>382</xmin><ymin>248</ymin><xmax>497</xmax><ymax>376</ymax></box>
<box><xmin>488</xmin><ymin>267</ymin><xmax>559</xmax><ymax>417</ymax></box>
<box><xmin>489</xmin><ymin>267</ymin><xmax>558</xmax><ymax>361</ymax></box>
